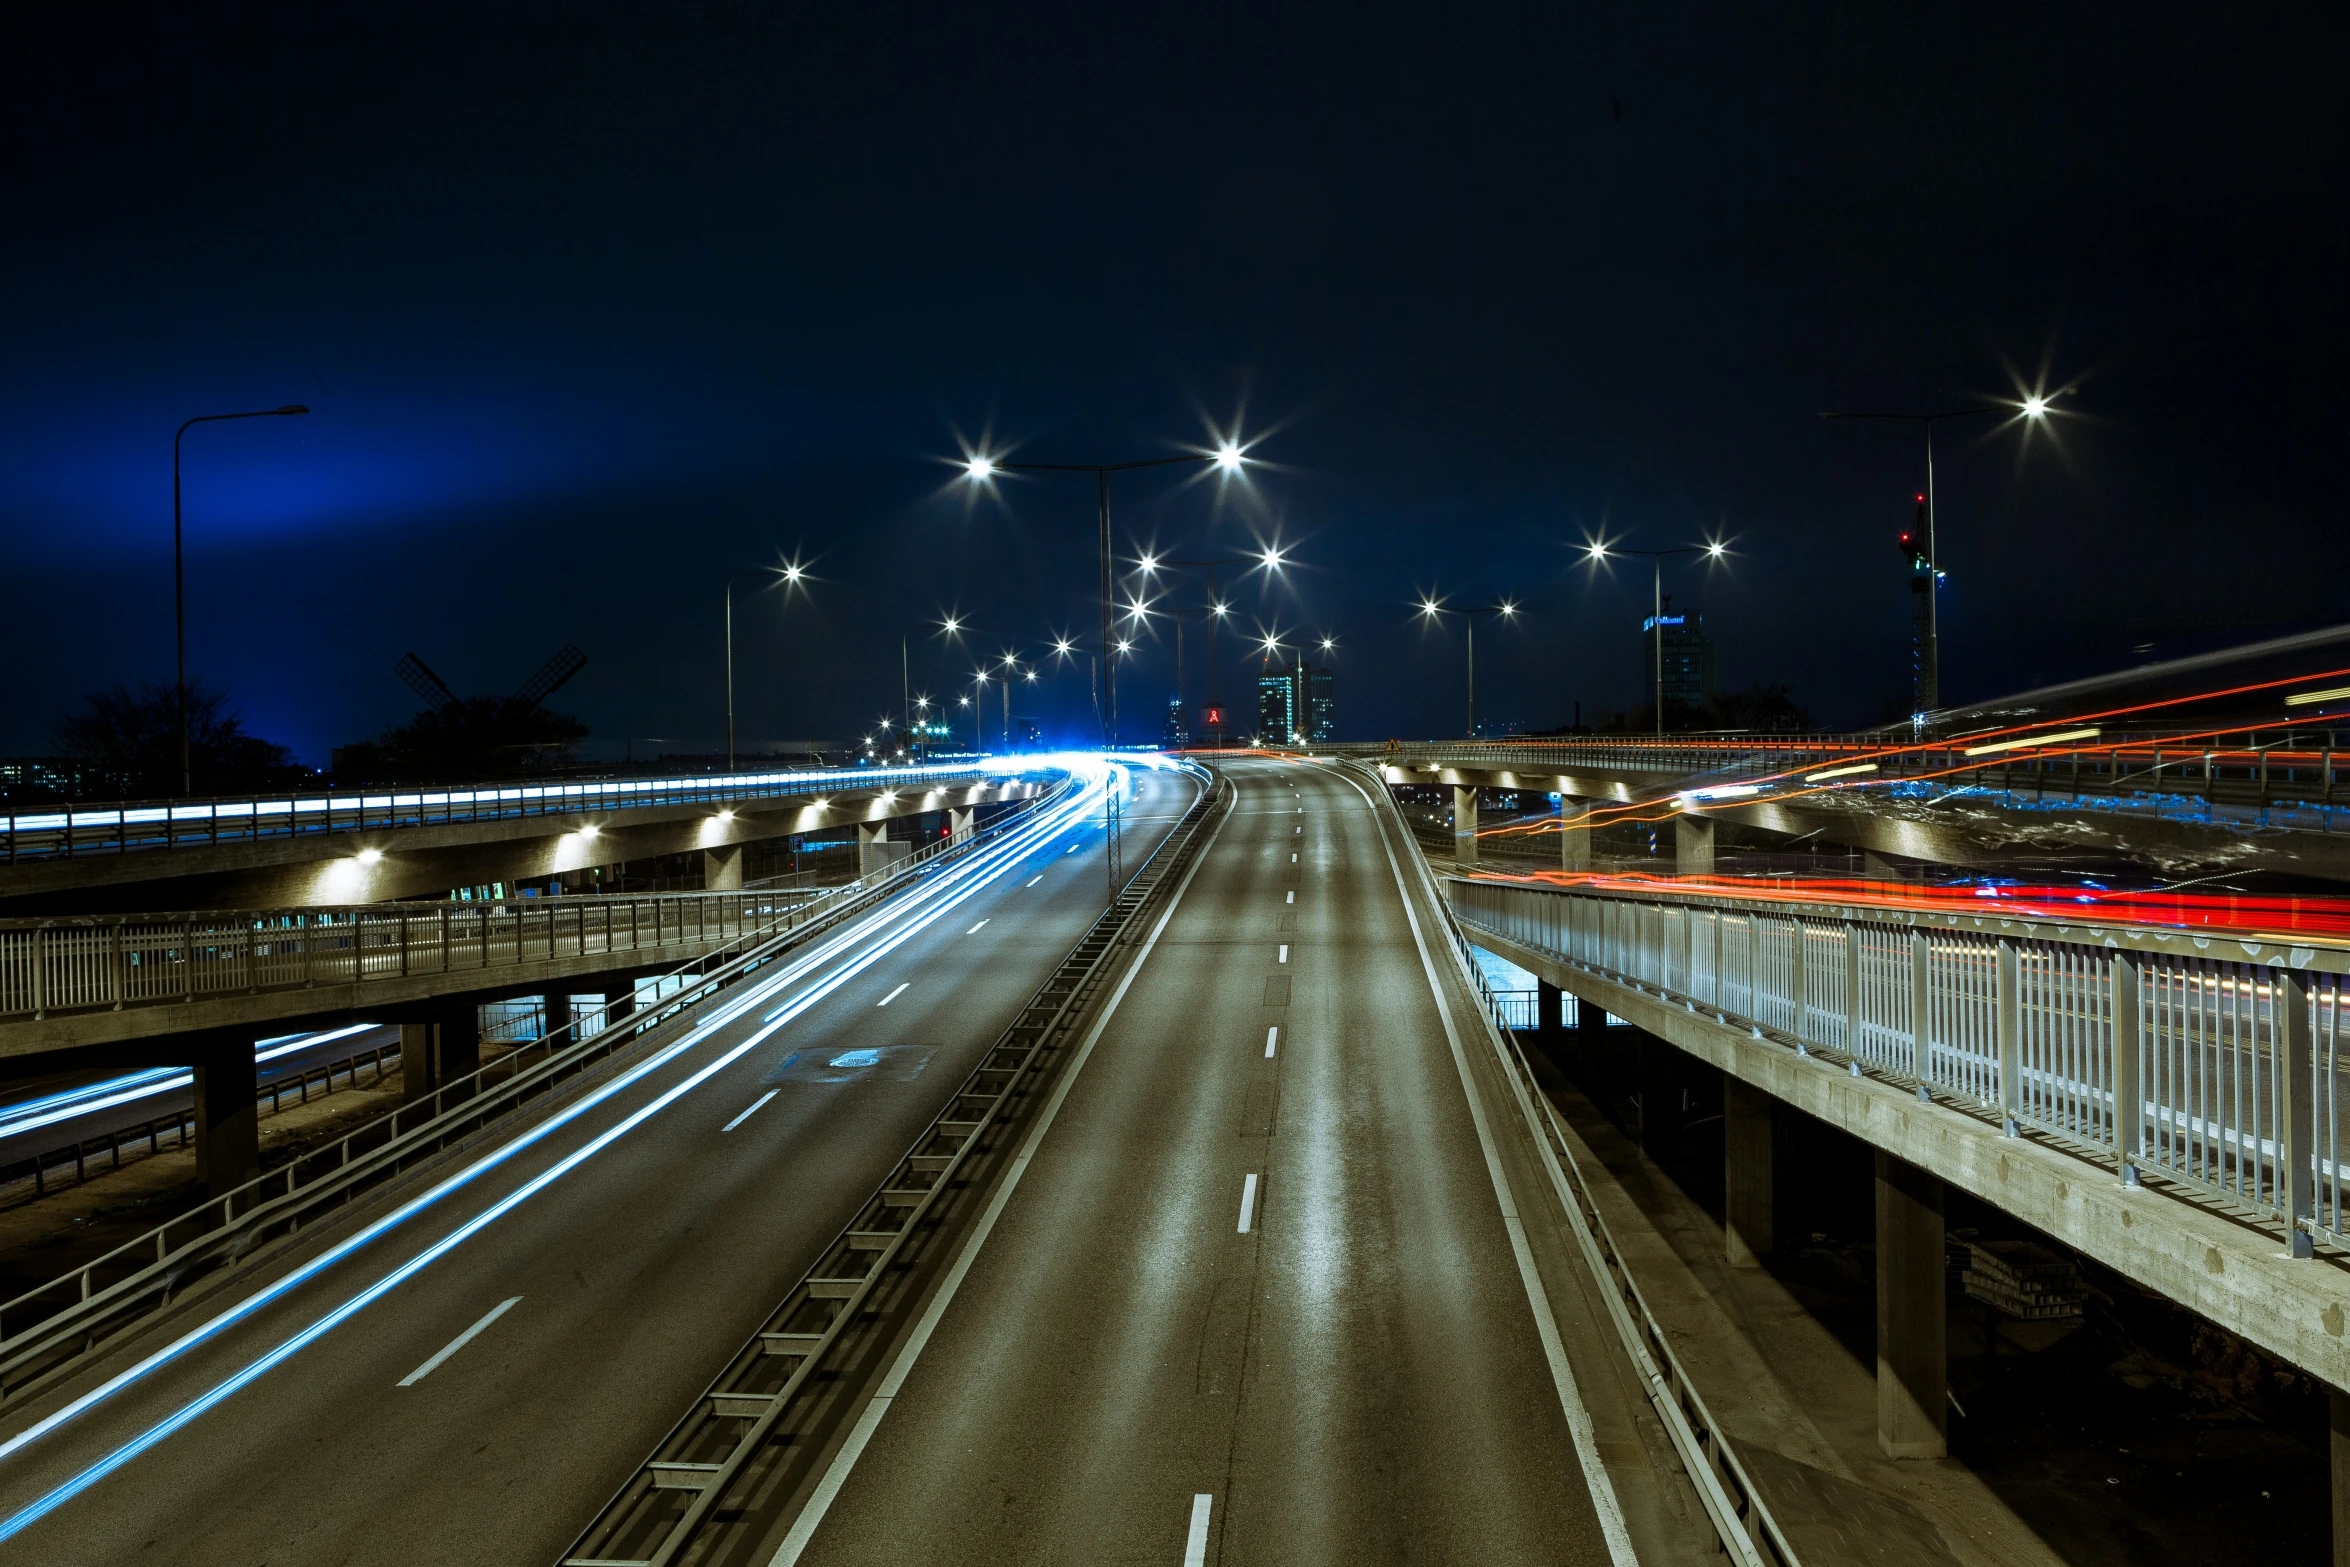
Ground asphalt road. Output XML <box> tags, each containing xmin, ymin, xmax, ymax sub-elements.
<box><xmin>783</xmin><ymin>757</ymin><xmax>1617</xmax><ymax>1566</ymax></box>
<box><xmin>0</xmin><ymin>762</ymin><xmax>1195</xmax><ymax>1564</ymax></box>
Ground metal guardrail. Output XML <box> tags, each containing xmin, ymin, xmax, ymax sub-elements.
<box><xmin>1345</xmin><ymin>762</ymin><xmax>1795</xmax><ymax>1566</ymax></box>
<box><xmin>1326</xmin><ymin>726</ymin><xmax>2350</xmax><ymax>825</ymax></box>
<box><xmin>0</xmin><ymin>773</ymin><xmax>1077</xmax><ymax>1397</ymax></box>
<box><xmin>556</xmin><ymin>763</ymin><xmax>1223</xmax><ymax>1567</ymax></box>
<box><xmin>1447</xmin><ymin>874</ymin><xmax>2350</xmax><ymax>1259</ymax></box>
<box><xmin>0</xmin><ymin>887</ymin><xmax>829</xmax><ymax>1026</ymax></box>
<box><xmin>0</xmin><ymin>760</ymin><xmax>1014</xmax><ymax>863</ymax></box>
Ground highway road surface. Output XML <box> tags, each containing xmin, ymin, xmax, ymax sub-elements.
<box><xmin>774</xmin><ymin>757</ymin><xmax>1626</xmax><ymax>1566</ymax></box>
<box><xmin>0</xmin><ymin>761</ymin><xmax>1195</xmax><ymax>1564</ymax></box>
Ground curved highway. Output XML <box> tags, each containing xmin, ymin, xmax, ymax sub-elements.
<box><xmin>0</xmin><ymin>762</ymin><xmax>1196</xmax><ymax>1563</ymax></box>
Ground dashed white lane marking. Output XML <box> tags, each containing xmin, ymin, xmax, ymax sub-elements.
<box><xmin>1237</xmin><ymin>1174</ymin><xmax>1259</xmax><ymax>1233</ymax></box>
<box><xmin>968</xmin><ymin>919</ymin><xmax>989</xmax><ymax>933</ymax></box>
<box><xmin>1066</xmin><ymin>843</ymin><xmax>1080</xmax><ymax>854</ymax></box>
<box><xmin>1294</xmin><ymin>825</ymin><xmax>1301</xmax><ymax>834</ymax></box>
<box><xmin>1265</xmin><ymin>1026</ymin><xmax>1279</xmax><ymax>1058</ymax></box>
<box><xmin>1025</xmin><ymin>875</ymin><xmax>1043</xmax><ymax>887</ymax></box>
<box><xmin>1277</xmin><ymin>945</ymin><xmax>1288</xmax><ymax>963</ymax></box>
<box><xmin>397</xmin><ymin>1297</ymin><xmax>521</xmax><ymax>1388</ymax></box>
<box><xmin>724</xmin><ymin>1091</ymin><xmax>778</xmax><ymax>1131</ymax></box>
<box><xmin>1285</xmin><ymin>890</ymin><xmax>1294</xmax><ymax>904</ymax></box>
<box><xmin>877</xmin><ymin>982</ymin><xmax>909</xmax><ymax>1007</ymax></box>
<box><xmin>1184</xmin><ymin>1493</ymin><xmax>1214</xmax><ymax>1565</ymax></box>
<box><xmin>1290</xmin><ymin>853</ymin><xmax>1297</xmax><ymax>863</ymax></box>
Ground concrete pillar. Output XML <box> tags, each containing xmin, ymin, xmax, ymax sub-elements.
<box><xmin>949</xmin><ymin>805</ymin><xmax>976</xmax><ymax>845</ymax></box>
<box><xmin>1571</xmin><ymin>982</ymin><xmax>1609</xmax><ymax>1081</ymax></box>
<box><xmin>1639</xmin><ymin>1033</ymin><xmax>1680</xmax><ymax>1160</ymax></box>
<box><xmin>2330</xmin><ymin>1387</ymin><xmax>2350</xmax><ymax>1567</ymax></box>
<box><xmin>603</xmin><ymin>983</ymin><xmax>639</xmax><ymax>1035</ymax></box>
<box><xmin>192</xmin><ymin>1035</ymin><xmax>260</xmax><ymax>1198</ymax></box>
<box><xmin>1875</xmin><ymin>1149</ymin><xmax>1948</xmax><ymax>1458</ymax></box>
<box><xmin>1725</xmin><ymin>1075</ymin><xmax>1775</xmax><ymax>1268</ymax></box>
<box><xmin>1452</xmin><ymin>785</ymin><xmax>1479</xmax><ymax>864</ymax></box>
<box><xmin>1537</xmin><ymin>978</ymin><xmax>1565</xmax><ymax>1036</ymax></box>
<box><xmin>538</xmin><ymin>990</ymin><xmax>571</xmax><ymax>1045</ymax></box>
<box><xmin>1675</xmin><ymin>813</ymin><xmax>1715</xmax><ymax>876</ymax></box>
<box><xmin>1560</xmin><ymin>801</ymin><xmax>1592</xmax><ymax>873</ymax></box>
<box><xmin>401</xmin><ymin>1007</ymin><xmax>483</xmax><ymax>1106</ymax></box>
<box><xmin>702</xmin><ymin>843</ymin><xmax>744</xmax><ymax>891</ymax></box>
<box><xmin>1863</xmin><ymin>849</ymin><xmax>1905</xmax><ymax>882</ymax></box>
<box><xmin>857</xmin><ymin>820</ymin><xmax>889</xmax><ymax>878</ymax></box>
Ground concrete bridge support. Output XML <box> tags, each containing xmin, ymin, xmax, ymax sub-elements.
<box><xmin>1876</xmin><ymin>1149</ymin><xmax>1948</xmax><ymax>1458</ymax></box>
<box><xmin>1639</xmin><ymin>1032</ymin><xmax>1680</xmax><ymax>1159</ymax></box>
<box><xmin>702</xmin><ymin>843</ymin><xmax>744</xmax><ymax>891</ymax></box>
<box><xmin>950</xmin><ymin>806</ymin><xmax>976</xmax><ymax>845</ymax></box>
<box><xmin>1675</xmin><ymin>813</ymin><xmax>1715</xmax><ymax>876</ymax></box>
<box><xmin>603</xmin><ymin>984</ymin><xmax>638</xmax><ymax>1033</ymax></box>
<box><xmin>401</xmin><ymin>1006</ymin><xmax>482</xmax><ymax>1107</ymax></box>
<box><xmin>1453</xmin><ymin>786</ymin><xmax>1479</xmax><ymax>863</ymax></box>
<box><xmin>538</xmin><ymin>990</ymin><xmax>572</xmax><ymax>1045</ymax></box>
<box><xmin>192</xmin><ymin>1034</ymin><xmax>260</xmax><ymax>1197</ymax></box>
<box><xmin>1724</xmin><ymin>1075</ymin><xmax>1775</xmax><ymax>1267</ymax></box>
<box><xmin>1559</xmin><ymin>801</ymin><xmax>1592</xmax><ymax>872</ymax></box>
<box><xmin>857</xmin><ymin>821</ymin><xmax>890</xmax><ymax>878</ymax></box>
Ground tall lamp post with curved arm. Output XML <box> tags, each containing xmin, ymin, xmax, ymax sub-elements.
<box><xmin>174</xmin><ymin>404</ymin><xmax>308</xmax><ymax>795</ymax></box>
<box><xmin>1819</xmin><ymin>394</ymin><xmax>2057</xmax><ymax>719</ymax></box>
<box><xmin>1580</xmin><ymin>542</ymin><xmax>1727</xmax><ymax>738</ymax></box>
<box><xmin>722</xmin><ymin>561</ymin><xmax>806</xmax><ymax>772</ymax></box>
<box><xmin>1415</xmin><ymin>597</ymin><xmax>1520</xmax><ymax>740</ymax></box>
<box><xmin>959</xmin><ymin>442</ymin><xmax>1250</xmax><ymax>746</ymax></box>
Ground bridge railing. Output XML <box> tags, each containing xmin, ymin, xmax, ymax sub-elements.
<box><xmin>0</xmin><ymin>760</ymin><xmax>1013</xmax><ymax>863</ymax></box>
<box><xmin>1325</xmin><ymin>727</ymin><xmax>2350</xmax><ymax>823</ymax></box>
<box><xmin>1448</xmin><ymin>874</ymin><xmax>2350</xmax><ymax>1257</ymax></box>
<box><xmin>0</xmin><ymin>889</ymin><xmax>828</xmax><ymax>1024</ymax></box>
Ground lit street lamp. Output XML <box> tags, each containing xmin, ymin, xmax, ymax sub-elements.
<box><xmin>1819</xmin><ymin>394</ymin><xmax>2059</xmax><ymax>718</ymax></box>
<box><xmin>1416</xmin><ymin>597</ymin><xmax>1520</xmax><ymax>740</ymax></box>
<box><xmin>174</xmin><ymin>404</ymin><xmax>308</xmax><ymax>794</ymax></box>
<box><xmin>723</xmin><ymin>560</ymin><xmax>806</xmax><ymax>772</ymax></box>
<box><xmin>959</xmin><ymin>440</ymin><xmax>1250</xmax><ymax>746</ymax></box>
<box><xmin>1580</xmin><ymin>542</ymin><xmax>1727</xmax><ymax>738</ymax></box>
<box><xmin>1137</xmin><ymin>549</ymin><xmax>1285</xmax><ymax>749</ymax></box>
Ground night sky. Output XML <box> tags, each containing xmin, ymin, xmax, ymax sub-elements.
<box><xmin>5</xmin><ymin>6</ymin><xmax>2345</xmax><ymax>765</ymax></box>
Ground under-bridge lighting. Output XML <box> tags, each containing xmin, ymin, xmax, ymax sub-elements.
<box><xmin>1963</xmin><ymin>727</ymin><xmax>2100</xmax><ymax>756</ymax></box>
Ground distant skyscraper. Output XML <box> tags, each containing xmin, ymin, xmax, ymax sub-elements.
<box><xmin>1641</xmin><ymin>602</ymin><xmax>1716</xmax><ymax>716</ymax></box>
<box><xmin>1308</xmin><ymin>665</ymin><xmax>1336</xmax><ymax>741</ymax></box>
<box><xmin>1163</xmin><ymin>695</ymin><xmax>1191</xmax><ymax>749</ymax></box>
<box><xmin>1257</xmin><ymin>670</ymin><xmax>1297</xmax><ymax>742</ymax></box>
<box><xmin>1257</xmin><ymin>659</ymin><xmax>1335</xmax><ymax>744</ymax></box>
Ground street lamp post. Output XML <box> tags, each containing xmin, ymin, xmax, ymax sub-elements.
<box><xmin>1140</xmin><ymin>550</ymin><xmax>1284</xmax><ymax>750</ymax></box>
<box><xmin>1819</xmin><ymin>395</ymin><xmax>2056</xmax><ymax>719</ymax></box>
<box><xmin>1416</xmin><ymin>598</ymin><xmax>1520</xmax><ymax>739</ymax></box>
<box><xmin>173</xmin><ymin>404</ymin><xmax>308</xmax><ymax>795</ymax></box>
<box><xmin>723</xmin><ymin>561</ymin><xmax>806</xmax><ymax>772</ymax></box>
<box><xmin>960</xmin><ymin>443</ymin><xmax>1248</xmax><ymax>746</ymax></box>
<box><xmin>1580</xmin><ymin>543</ymin><xmax>1726</xmax><ymax>738</ymax></box>
<box><xmin>903</xmin><ymin>615</ymin><xmax>965</xmax><ymax>758</ymax></box>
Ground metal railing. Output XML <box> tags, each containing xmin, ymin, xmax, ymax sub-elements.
<box><xmin>1320</xmin><ymin>726</ymin><xmax>2350</xmax><ymax>827</ymax></box>
<box><xmin>1447</xmin><ymin>874</ymin><xmax>2350</xmax><ymax>1257</ymax></box>
<box><xmin>0</xmin><ymin>760</ymin><xmax>1018</xmax><ymax>863</ymax></box>
<box><xmin>0</xmin><ymin>887</ymin><xmax>832</xmax><ymax>1026</ymax></box>
<box><xmin>0</xmin><ymin>772</ymin><xmax>1076</xmax><ymax>1397</ymax></box>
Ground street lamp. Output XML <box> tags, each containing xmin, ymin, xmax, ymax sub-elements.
<box><xmin>173</xmin><ymin>404</ymin><xmax>308</xmax><ymax>795</ymax></box>
<box><xmin>1142</xmin><ymin>551</ymin><xmax>1285</xmax><ymax>751</ymax></box>
<box><xmin>903</xmin><ymin>614</ymin><xmax>965</xmax><ymax>756</ymax></box>
<box><xmin>1819</xmin><ymin>394</ymin><xmax>2058</xmax><ymax>718</ymax></box>
<box><xmin>958</xmin><ymin>438</ymin><xmax>1254</xmax><ymax>746</ymax></box>
<box><xmin>1416</xmin><ymin>597</ymin><xmax>1519</xmax><ymax>739</ymax></box>
<box><xmin>1580</xmin><ymin>542</ymin><xmax>1726</xmax><ymax>739</ymax></box>
<box><xmin>723</xmin><ymin>561</ymin><xmax>808</xmax><ymax>772</ymax></box>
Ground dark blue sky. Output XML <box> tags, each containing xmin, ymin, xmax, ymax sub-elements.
<box><xmin>5</xmin><ymin>5</ymin><xmax>2344</xmax><ymax>763</ymax></box>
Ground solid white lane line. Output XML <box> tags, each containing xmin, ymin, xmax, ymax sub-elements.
<box><xmin>723</xmin><ymin>1092</ymin><xmax>779</xmax><ymax>1132</ymax></box>
<box><xmin>877</xmin><ymin>983</ymin><xmax>909</xmax><ymax>1007</ymax></box>
<box><xmin>766</xmin><ymin>781</ymin><xmax>1234</xmax><ymax>1567</ymax></box>
<box><xmin>1237</xmin><ymin>1173</ymin><xmax>1259</xmax><ymax>1233</ymax></box>
<box><xmin>1026</xmin><ymin>875</ymin><xmax>1043</xmax><ymax>887</ymax></box>
<box><xmin>1184</xmin><ymin>1493</ymin><xmax>1214</xmax><ymax>1565</ymax></box>
<box><xmin>1278</xmin><ymin>945</ymin><xmax>1288</xmax><ymax>963</ymax></box>
<box><xmin>1285</xmin><ymin>890</ymin><xmax>1294</xmax><ymax>904</ymax></box>
<box><xmin>397</xmin><ymin>1297</ymin><xmax>521</xmax><ymax>1387</ymax></box>
<box><xmin>968</xmin><ymin>919</ymin><xmax>989</xmax><ymax>934</ymax></box>
<box><xmin>1264</xmin><ymin>1026</ymin><xmax>1278</xmax><ymax>1058</ymax></box>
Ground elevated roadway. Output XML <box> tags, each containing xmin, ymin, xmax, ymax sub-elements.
<box><xmin>0</xmin><ymin>763</ymin><xmax>1193</xmax><ymax>1563</ymax></box>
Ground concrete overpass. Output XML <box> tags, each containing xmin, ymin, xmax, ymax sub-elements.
<box><xmin>0</xmin><ymin>760</ymin><xmax>1056</xmax><ymax>914</ymax></box>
